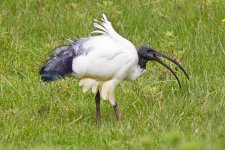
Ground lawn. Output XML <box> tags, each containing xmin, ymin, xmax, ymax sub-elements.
<box><xmin>0</xmin><ymin>0</ymin><xmax>224</xmax><ymax>149</ymax></box>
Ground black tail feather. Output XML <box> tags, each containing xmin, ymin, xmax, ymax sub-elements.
<box><xmin>39</xmin><ymin>45</ymin><xmax>75</xmax><ymax>82</ymax></box>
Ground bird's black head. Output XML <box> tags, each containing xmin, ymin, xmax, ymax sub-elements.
<box><xmin>138</xmin><ymin>45</ymin><xmax>189</xmax><ymax>88</ymax></box>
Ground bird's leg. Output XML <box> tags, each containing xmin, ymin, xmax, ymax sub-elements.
<box><xmin>95</xmin><ymin>91</ymin><xmax>101</xmax><ymax>125</ymax></box>
<box><xmin>113</xmin><ymin>102</ymin><xmax>121</xmax><ymax>122</ymax></box>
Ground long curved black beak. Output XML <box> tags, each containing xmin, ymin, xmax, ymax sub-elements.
<box><xmin>147</xmin><ymin>50</ymin><xmax>189</xmax><ymax>88</ymax></box>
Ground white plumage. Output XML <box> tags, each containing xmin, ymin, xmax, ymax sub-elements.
<box><xmin>72</xmin><ymin>14</ymin><xmax>144</xmax><ymax>105</ymax></box>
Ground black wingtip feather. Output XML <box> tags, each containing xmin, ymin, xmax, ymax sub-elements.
<box><xmin>39</xmin><ymin>68</ymin><xmax>61</xmax><ymax>82</ymax></box>
<box><xmin>39</xmin><ymin>56</ymin><xmax>74</xmax><ymax>82</ymax></box>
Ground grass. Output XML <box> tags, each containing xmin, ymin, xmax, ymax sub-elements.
<box><xmin>0</xmin><ymin>0</ymin><xmax>224</xmax><ymax>149</ymax></box>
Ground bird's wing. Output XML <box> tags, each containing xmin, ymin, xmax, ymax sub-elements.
<box><xmin>40</xmin><ymin>14</ymin><xmax>137</xmax><ymax>82</ymax></box>
<box><xmin>71</xmin><ymin>14</ymin><xmax>139</xmax><ymax>79</ymax></box>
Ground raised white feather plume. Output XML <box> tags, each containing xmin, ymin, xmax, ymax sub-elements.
<box><xmin>92</xmin><ymin>14</ymin><xmax>120</xmax><ymax>39</ymax></box>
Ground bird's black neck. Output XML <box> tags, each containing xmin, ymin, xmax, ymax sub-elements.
<box><xmin>138</xmin><ymin>55</ymin><xmax>148</xmax><ymax>69</ymax></box>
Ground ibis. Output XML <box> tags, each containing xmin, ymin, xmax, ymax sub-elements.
<box><xmin>40</xmin><ymin>14</ymin><xmax>189</xmax><ymax>124</ymax></box>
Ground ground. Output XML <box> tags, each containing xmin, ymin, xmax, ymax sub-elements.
<box><xmin>0</xmin><ymin>0</ymin><xmax>224</xmax><ymax>149</ymax></box>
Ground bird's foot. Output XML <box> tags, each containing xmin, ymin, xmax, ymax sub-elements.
<box><xmin>113</xmin><ymin>103</ymin><xmax>121</xmax><ymax>123</ymax></box>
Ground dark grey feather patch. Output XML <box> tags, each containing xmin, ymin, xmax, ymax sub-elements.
<box><xmin>39</xmin><ymin>38</ymin><xmax>90</xmax><ymax>82</ymax></box>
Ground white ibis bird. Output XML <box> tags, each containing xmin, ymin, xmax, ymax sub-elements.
<box><xmin>40</xmin><ymin>14</ymin><xmax>189</xmax><ymax>124</ymax></box>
